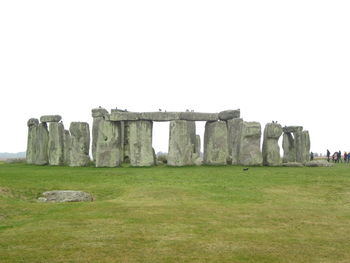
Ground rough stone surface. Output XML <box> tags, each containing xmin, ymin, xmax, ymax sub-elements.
<box><xmin>218</xmin><ymin>109</ymin><xmax>240</xmax><ymax>120</ymax></box>
<box><xmin>227</xmin><ymin>118</ymin><xmax>243</xmax><ymax>165</ymax></box>
<box><xmin>295</xmin><ymin>130</ymin><xmax>310</xmax><ymax>164</ymax></box>
<box><xmin>96</xmin><ymin>120</ymin><xmax>122</xmax><ymax>167</ymax></box>
<box><xmin>305</xmin><ymin>160</ymin><xmax>333</xmax><ymax>167</ymax></box>
<box><xmin>179</xmin><ymin>112</ymin><xmax>218</xmax><ymax>121</ymax></box>
<box><xmin>283</xmin><ymin>126</ymin><xmax>303</xmax><ymax>133</ymax></box>
<box><xmin>38</xmin><ymin>190</ymin><xmax>93</xmax><ymax>202</ymax></box>
<box><xmin>203</xmin><ymin>121</ymin><xmax>228</xmax><ymax>165</ymax></box>
<box><xmin>128</xmin><ymin>121</ymin><xmax>154</xmax><ymax>166</ymax></box>
<box><xmin>168</xmin><ymin>120</ymin><xmax>196</xmax><ymax>166</ymax></box>
<box><xmin>34</xmin><ymin>122</ymin><xmax>49</xmax><ymax>165</ymax></box>
<box><xmin>282</xmin><ymin>162</ymin><xmax>304</xmax><ymax>167</ymax></box>
<box><xmin>141</xmin><ymin>112</ymin><xmax>180</xmax><ymax>121</ymax></box>
<box><xmin>40</xmin><ymin>115</ymin><xmax>62</xmax><ymax>123</ymax></box>
<box><xmin>262</xmin><ymin>123</ymin><xmax>283</xmax><ymax>166</ymax></box>
<box><xmin>48</xmin><ymin>122</ymin><xmax>64</xmax><ymax>165</ymax></box>
<box><xmin>302</xmin><ymin>131</ymin><xmax>311</xmax><ymax>163</ymax></box>
<box><xmin>91</xmin><ymin>107</ymin><xmax>109</xmax><ymax>161</ymax></box>
<box><xmin>238</xmin><ymin>122</ymin><xmax>263</xmax><ymax>166</ymax></box>
<box><xmin>195</xmin><ymin>135</ymin><xmax>201</xmax><ymax>155</ymax></box>
<box><xmin>26</xmin><ymin>118</ymin><xmax>39</xmax><ymax>164</ymax></box>
<box><xmin>69</xmin><ymin>122</ymin><xmax>90</xmax><ymax>167</ymax></box>
<box><xmin>282</xmin><ymin>132</ymin><xmax>296</xmax><ymax>163</ymax></box>
<box><xmin>63</xmin><ymin>130</ymin><xmax>71</xmax><ymax>165</ymax></box>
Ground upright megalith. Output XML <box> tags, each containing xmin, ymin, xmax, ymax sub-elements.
<box><xmin>34</xmin><ymin>122</ymin><xmax>49</xmax><ymax>165</ymax></box>
<box><xmin>238</xmin><ymin>122</ymin><xmax>263</xmax><ymax>166</ymax></box>
<box><xmin>227</xmin><ymin>118</ymin><xmax>243</xmax><ymax>165</ymax></box>
<box><xmin>294</xmin><ymin>128</ymin><xmax>310</xmax><ymax>164</ymax></box>
<box><xmin>48</xmin><ymin>122</ymin><xmax>64</xmax><ymax>165</ymax></box>
<box><xmin>203</xmin><ymin>121</ymin><xmax>228</xmax><ymax>165</ymax></box>
<box><xmin>262</xmin><ymin>123</ymin><xmax>283</xmax><ymax>166</ymax></box>
<box><xmin>69</xmin><ymin>122</ymin><xmax>90</xmax><ymax>166</ymax></box>
<box><xmin>302</xmin><ymin>131</ymin><xmax>311</xmax><ymax>163</ymax></box>
<box><xmin>128</xmin><ymin>120</ymin><xmax>154</xmax><ymax>166</ymax></box>
<box><xmin>63</xmin><ymin>130</ymin><xmax>71</xmax><ymax>165</ymax></box>
<box><xmin>26</xmin><ymin>118</ymin><xmax>39</xmax><ymax>164</ymax></box>
<box><xmin>168</xmin><ymin>120</ymin><xmax>196</xmax><ymax>166</ymax></box>
<box><xmin>95</xmin><ymin>120</ymin><xmax>123</xmax><ymax>167</ymax></box>
<box><xmin>282</xmin><ymin>132</ymin><xmax>295</xmax><ymax>163</ymax></box>
<box><xmin>91</xmin><ymin>107</ymin><xmax>109</xmax><ymax>162</ymax></box>
<box><xmin>195</xmin><ymin>135</ymin><xmax>201</xmax><ymax>155</ymax></box>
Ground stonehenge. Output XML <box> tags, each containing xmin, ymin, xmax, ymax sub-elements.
<box><xmin>26</xmin><ymin>108</ymin><xmax>311</xmax><ymax>168</ymax></box>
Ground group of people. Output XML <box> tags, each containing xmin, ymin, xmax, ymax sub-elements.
<box><xmin>326</xmin><ymin>150</ymin><xmax>350</xmax><ymax>163</ymax></box>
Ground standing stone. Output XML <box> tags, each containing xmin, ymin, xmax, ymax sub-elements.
<box><xmin>34</xmin><ymin>122</ymin><xmax>49</xmax><ymax>165</ymax></box>
<box><xmin>48</xmin><ymin>122</ymin><xmax>64</xmax><ymax>165</ymax></box>
<box><xmin>294</xmin><ymin>129</ymin><xmax>304</xmax><ymax>163</ymax></box>
<box><xmin>96</xmin><ymin>120</ymin><xmax>123</xmax><ymax>167</ymax></box>
<box><xmin>238</xmin><ymin>122</ymin><xmax>263</xmax><ymax>166</ymax></box>
<box><xmin>91</xmin><ymin>107</ymin><xmax>109</xmax><ymax>162</ymax></box>
<box><xmin>262</xmin><ymin>123</ymin><xmax>283</xmax><ymax>166</ymax></box>
<box><xmin>26</xmin><ymin>118</ymin><xmax>39</xmax><ymax>164</ymax></box>
<box><xmin>63</xmin><ymin>130</ymin><xmax>71</xmax><ymax>165</ymax></box>
<box><xmin>128</xmin><ymin>120</ymin><xmax>154</xmax><ymax>166</ymax></box>
<box><xmin>302</xmin><ymin>131</ymin><xmax>311</xmax><ymax>163</ymax></box>
<box><xmin>69</xmin><ymin>122</ymin><xmax>90</xmax><ymax>166</ymax></box>
<box><xmin>168</xmin><ymin>120</ymin><xmax>196</xmax><ymax>166</ymax></box>
<box><xmin>227</xmin><ymin>118</ymin><xmax>243</xmax><ymax>165</ymax></box>
<box><xmin>282</xmin><ymin>133</ymin><xmax>295</xmax><ymax>163</ymax></box>
<box><xmin>195</xmin><ymin>135</ymin><xmax>201</xmax><ymax>155</ymax></box>
<box><xmin>203</xmin><ymin>121</ymin><xmax>228</xmax><ymax>165</ymax></box>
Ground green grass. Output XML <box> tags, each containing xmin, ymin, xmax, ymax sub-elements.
<box><xmin>0</xmin><ymin>162</ymin><xmax>350</xmax><ymax>263</ymax></box>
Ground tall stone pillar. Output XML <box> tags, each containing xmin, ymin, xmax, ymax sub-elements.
<box><xmin>168</xmin><ymin>120</ymin><xmax>196</xmax><ymax>166</ymax></box>
<box><xmin>238</xmin><ymin>122</ymin><xmax>262</xmax><ymax>166</ymax></box>
<box><xmin>26</xmin><ymin>118</ymin><xmax>39</xmax><ymax>164</ymax></box>
<box><xmin>195</xmin><ymin>135</ymin><xmax>201</xmax><ymax>155</ymax></box>
<box><xmin>96</xmin><ymin>120</ymin><xmax>123</xmax><ymax>167</ymax></box>
<box><xmin>294</xmin><ymin>129</ymin><xmax>304</xmax><ymax>163</ymax></box>
<box><xmin>48</xmin><ymin>122</ymin><xmax>64</xmax><ymax>165</ymax></box>
<box><xmin>69</xmin><ymin>122</ymin><xmax>90</xmax><ymax>166</ymax></box>
<box><xmin>91</xmin><ymin>107</ymin><xmax>109</xmax><ymax>162</ymax></box>
<box><xmin>227</xmin><ymin>118</ymin><xmax>243</xmax><ymax>165</ymax></box>
<box><xmin>282</xmin><ymin>132</ymin><xmax>295</xmax><ymax>163</ymax></box>
<box><xmin>262</xmin><ymin>123</ymin><xmax>283</xmax><ymax>166</ymax></box>
<box><xmin>203</xmin><ymin>121</ymin><xmax>228</xmax><ymax>165</ymax></box>
<box><xmin>128</xmin><ymin>120</ymin><xmax>154</xmax><ymax>167</ymax></box>
<box><xmin>302</xmin><ymin>131</ymin><xmax>310</xmax><ymax>163</ymax></box>
<box><xmin>34</xmin><ymin>122</ymin><xmax>49</xmax><ymax>165</ymax></box>
<box><xmin>63</xmin><ymin>130</ymin><xmax>71</xmax><ymax>165</ymax></box>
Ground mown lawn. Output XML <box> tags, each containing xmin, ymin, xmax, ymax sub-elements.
<box><xmin>0</xmin><ymin>162</ymin><xmax>349</xmax><ymax>263</ymax></box>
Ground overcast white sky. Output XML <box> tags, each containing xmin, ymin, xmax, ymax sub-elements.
<box><xmin>1</xmin><ymin>1</ymin><xmax>349</xmax><ymax>155</ymax></box>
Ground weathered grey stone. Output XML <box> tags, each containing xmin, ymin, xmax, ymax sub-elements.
<box><xmin>40</xmin><ymin>115</ymin><xmax>62</xmax><ymax>123</ymax></box>
<box><xmin>305</xmin><ymin>160</ymin><xmax>333</xmax><ymax>167</ymax></box>
<box><xmin>128</xmin><ymin>121</ymin><xmax>154</xmax><ymax>166</ymax></box>
<box><xmin>203</xmin><ymin>121</ymin><xmax>228</xmax><ymax>165</ymax></box>
<box><xmin>238</xmin><ymin>122</ymin><xmax>263</xmax><ymax>166</ymax></box>
<box><xmin>91</xmin><ymin>107</ymin><xmax>109</xmax><ymax>118</ymax></box>
<box><xmin>227</xmin><ymin>118</ymin><xmax>243</xmax><ymax>165</ymax></box>
<box><xmin>282</xmin><ymin>162</ymin><xmax>304</xmax><ymax>167</ymax></box>
<box><xmin>63</xmin><ymin>130</ymin><xmax>71</xmax><ymax>165</ymax></box>
<box><xmin>34</xmin><ymin>122</ymin><xmax>49</xmax><ymax>165</ymax></box>
<box><xmin>195</xmin><ymin>135</ymin><xmax>201</xmax><ymax>155</ymax></box>
<box><xmin>179</xmin><ymin>112</ymin><xmax>218</xmax><ymax>121</ymax></box>
<box><xmin>262</xmin><ymin>123</ymin><xmax>283</xmax><ymax>166</ymax></box>
<box><xmin>69</xmin><ymin>122</ymin><xmax>90</xmax><ymax>167</ymax></box>
<box><xmin>282</xmin><ymin>132</ymin><xmax>296</xmax><ymax>163</ymax></box>
<box><xmin>38</xmin><ymin>190</ymin><xmax>93</xmax><ymax>202</ymax></box>
<box><xmin>91</xmin><ymin>107</ymin><xmax>109</xmax><ymax>161</ymax></box>
<box><xmin>96</xmin><ymin>120</ymin><xmax>122</xmax><ymax>167</ymax></box>
<box><xmin>168</xmin><ymin>120</ymin><xmax>196</xmax><ymax>166</ymax></box>
<box><xmin>48</xmin><ymin>122</ymin><xmax>64</xmax><ymax>166</ymax></box>
<box><xmin>283</xmin><ymin>126</ymin><xmax>303</xmax><ymax>133</ymax></box>
<box><xmin>295</xmin><ymin>130</ymin><xmax>310</xmax><ymax>164</ymax></box>
<box><xmin>26</xmin><ymin>118</ymin><xmax>39</xmax><ymax>164</ymax></box>
<box><xmin>141</xmin><ymin>112</ymin><xmax>180</xmax><ymax>121</ymax></box>
<box><xmin>218</xmin><ymin>109</ymin><xmax>240</xmax><ymax>120</ymax></box>
<box><xmin>192</xmin><ymin>153</ymin><xmax>203</xmax><ymax>166</ymax></box>
<box><xmin>109</xmin><ymin>111</ymin><xmax>219</xmax><ymax>122</ymax></box>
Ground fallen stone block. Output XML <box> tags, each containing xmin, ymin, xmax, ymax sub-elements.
<box><xmin>38</xmin><ymin>190</ymin><xmax>93</xmax><ymax>202</ymax></box>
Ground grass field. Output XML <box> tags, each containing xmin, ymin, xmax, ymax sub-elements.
<box><xmin>0</xmin><ymin>162</ymin><xmax>350</xmax><ymax>263</ymax></box>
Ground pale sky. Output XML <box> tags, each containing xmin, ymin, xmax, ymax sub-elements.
<box><xmin>1</xmin><ymin>1</ymin><xmax>349</xmax><ymax>155</ymax></box>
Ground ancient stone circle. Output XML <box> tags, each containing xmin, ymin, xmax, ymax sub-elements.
<box><xmin>26</xmin><ymin>108</ymin><xmax>311</xmax><ymax>167</ymax></box>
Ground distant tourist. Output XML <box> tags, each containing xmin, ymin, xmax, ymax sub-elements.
<box><xmin>338</xmin><ymin>151</ymin><xmax>342</xmax><ymax>163</ymax></box>
<box><xmin>344</xmin><ymin>152</ymin><xmax>348</xmax><ymax>163</ymax></box>
<box><xmin>327</xmin><ymin>149</ymin><xmax>331</xmax><ymax>162</ymax></box>
<box><xmin>310</xmin><ymin>152</ymin><xmax>314</xmax><ymax>161</ymax></box>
